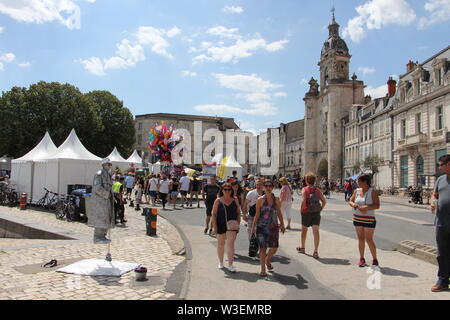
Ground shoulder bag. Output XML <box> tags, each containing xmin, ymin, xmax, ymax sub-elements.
<box><xmin>222</xmin><ymin>201</ymin><xmax>240</xmax><ymax>232</ymax></box>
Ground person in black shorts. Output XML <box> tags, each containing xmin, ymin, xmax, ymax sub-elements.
<box><xmin>202</xmin><ymin>175</ymin><xmax>220</xmax><ymax>235</ymax></box>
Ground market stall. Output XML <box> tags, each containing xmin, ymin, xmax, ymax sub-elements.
<box><xmin>107</xmin><ymin>147</ymin><xmax>129</xmax><ymax>173</ymax></box>
<box><xmin>212</xmin><ymin>154</ymin><xmax>243</xmax><ymax>181</ymax></box>
<box><xmin>32</xmin><ymin>129</ymin><xmax>102</xmax><ymax>203</ymax></box>
<box><xmin>10</xmin><ymin>132</ymin><xmax>58</xmax><ymax>201</ymax></box>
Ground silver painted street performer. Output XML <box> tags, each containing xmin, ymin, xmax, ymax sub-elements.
<box><xmin>87</xmin><ymin>157</ymin><xmax>115</xmax><ymax>244</ymax></box>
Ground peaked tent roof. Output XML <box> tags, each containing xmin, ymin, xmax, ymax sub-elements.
<box><xmin>15</xmin><ymin>132</ymin><xmax>58</xmax><ymax>161</ymax></box>
<box><xmin>44</xmin><ymin>129</ymin><xmax>101</xmax><ymax>161</ymax></box>
<box><xmin>127</xmin><ymin>150</ymin><xmax>143</xmax><ymax>164</ymax></box>
<box><xmin>107</xmin><ymin>147</ymin><xmax>128</xmax><ymax>162</ymax></box>
<box><xmin>211</xmin><ymin>154</ymin><xmax>242</xmax><ymax>168</ymax></box>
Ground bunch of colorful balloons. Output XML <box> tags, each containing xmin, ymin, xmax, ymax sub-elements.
<box><xmin>147</xmin><ymin>122</ymin><xmax>184</xmax><ymax>163</ymax></box>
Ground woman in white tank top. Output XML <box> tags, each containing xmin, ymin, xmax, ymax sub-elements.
<box><xmin>348</xmin><ymin>174</ymin><xmax>380</xmax><ymax>267</ymax></box>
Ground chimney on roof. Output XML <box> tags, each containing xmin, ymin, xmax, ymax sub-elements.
<box><xmin>406</xmin><ymin>60</ymin><xmax>416</xmax><ymax>73</ymax></box>
<box><xmin>387</xmin><ymin>77</ymin><xmax>397</xmax><ymax>97</ymax></box>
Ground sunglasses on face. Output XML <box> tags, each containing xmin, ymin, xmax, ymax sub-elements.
<box><xmin>223</xmin><ymin>188</ymin><xmax>232</xmax><ymax>191</ymax></box>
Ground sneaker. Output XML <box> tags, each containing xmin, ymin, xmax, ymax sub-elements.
<box><xmin>209</xmin><ymin>229</ymin><xmax>213</xmax><ymax>235</ymax></box>
<box><xmin>359</xmin><ymin>258</ymin><xmax>366</xmax><ymax>267</ymax></box>
<box><xmin>228</xmin><ymin>265</ymin><xmax>237</xmax><ymax>273</ymax></box>
<box><xmin>372</xmin><ymin>259</ymin><xmax>379</xmax><ymax>266</ymax></box>
<box><xmin>204</xmin><ymin>228</ymin><xmax>208</xmax><ymax>234</ymax></box>
<box><xmin>218</xmin><ymin>263</ymin><xmax>224</xmax><ymax>269</ymax></box>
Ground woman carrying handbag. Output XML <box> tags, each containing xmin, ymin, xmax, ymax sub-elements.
<box><xmin>211</xmin><ymin>183</ymin><xmax>241</xmax><ymax>273</ymax></box>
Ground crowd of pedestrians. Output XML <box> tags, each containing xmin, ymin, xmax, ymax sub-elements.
<box><xmin>112</xmin><ymin>162</ymin><xmax>450</xmax><ymax>293</ymax></box>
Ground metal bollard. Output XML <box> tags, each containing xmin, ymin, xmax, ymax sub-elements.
<box><xmin>144</xmin><ymin>208</ymin><xmax>158</xmax><ymax>236</ymax></box>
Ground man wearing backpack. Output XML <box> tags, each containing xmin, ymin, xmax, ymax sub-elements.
<box><xmin>297</xmin><ymin>172</ymin><xmax>326</xmax><ymax>259</ymax></box>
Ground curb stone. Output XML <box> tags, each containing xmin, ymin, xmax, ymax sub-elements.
<box><xmin>397</xmin><ymin>240</ymin><xmax>438</xmax><ymax>266</ymax></box>
<box><xmin>157</xmin><ymin>211</ymin><xmax>192</xmax><ymax>301</ymax></box>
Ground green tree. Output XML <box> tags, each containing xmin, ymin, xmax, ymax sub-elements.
<box><xmin>363</xmin><ymin>155</ymin><xmax>384</xmax><ymax>176</ymax></box>
<box><xmin>0</xmin><ymin>82</ymin><xmax>135</xmax><ymax>159</ymax></box>
<box><xmin>352</xmin><ymin>161</ymin><xmax>361</xmax><ymax>174</ymax></box>
<box><xmin>85</xmin><ymin>91</ymin><xmax>136</xmax><ymax>158</ymax></box>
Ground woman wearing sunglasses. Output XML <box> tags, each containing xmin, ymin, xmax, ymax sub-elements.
<box><xmin>252</xmin><ymin>181</ymin><xmax>285</xmax><ymax>277</ymax></box>
<box><xmin>211</xmin><ymin>183</ymin><xmax>242</xmax><ymax>273</ymax></box>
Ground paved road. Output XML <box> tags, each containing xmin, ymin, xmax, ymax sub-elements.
<box><xmin>160</xmin><ymin>205</ymin><xmax>344</xmax><ymax>300</ymax></box>
<box><xmin>160</xmin><ymin>192</ymin><xmax>438</xmax><ymax>300</ymax></box>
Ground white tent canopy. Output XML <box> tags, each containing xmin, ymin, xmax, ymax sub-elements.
<box><xmin>44</xmin><ymin>129</ymin><xmax>101</xmax><ymax>161</ymax></box>
<box><xmin>16</xmin><ymin>132</ymin><xmax>58</xmax><ymax>161</ymax></box>
<box><xmin>32</xmin><ymin>129</ymin><xmax>102</xmax><ymax>202</ymax></box>
<box><xmin>127</xmin><ymin>150</ymin><xmax>143</xmax><ymax>166</ymax></box>
<box><xmin>213</xmin><ymin>154</ymin><xmax>243</xmax><ymax>180</ymax></box>
<box><xmin>11</xmin><ymin>132</ymin><xmax>58</xmax><ymax>199</ymax></box>
<box><xmin>107</xmin><ymin>147</ymin><xmax>129</xmax><ymax>172</ymax></box>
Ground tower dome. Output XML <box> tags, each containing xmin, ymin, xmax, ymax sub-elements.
<box><xmin>321</xmin><ymin>9</ymin><xmax>349</xmax><ymax>56</ymax></box>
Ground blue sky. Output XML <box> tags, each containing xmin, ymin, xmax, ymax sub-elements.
<box><xmin>0</xmin><ymin>0</ymin><xmax>449</xmax><ymax>135</ymax></box>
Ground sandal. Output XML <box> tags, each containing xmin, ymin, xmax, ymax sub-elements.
<box><xmin>296</xmin><ymin>247</ymin><xmax>305</xmax><ymax>254</ymax></box>
<box><xmin>266</xmin><ymin>262</ymin><xmax>274</xmax><ymax>271</ymax></box>
<box><xmin>313</xmin><ymin>251</ymin><xmax>320</xmax><ymax>259</ymax></box>
<box><xmin>258</xmin><ymin>272</ymin><xmax>268</xmax><ymax>277</ymax></box>
<box><xmin>42</xmin><ymin>259</ymin><xmax>58</xmax><ymax>268</ymax></box>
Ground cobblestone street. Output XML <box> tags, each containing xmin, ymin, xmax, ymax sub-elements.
<box><xmin>0</xmin><ymin>204</ymin><xmax>185</xmax><ymax>300</ymax></box>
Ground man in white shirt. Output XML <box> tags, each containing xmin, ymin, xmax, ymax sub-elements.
<box><xmin>124</xmin><ymin>174</ymin><xmax>135</xmax><ymax>200</ymax></box>
<box><xmin>148</xmin><ymin>174</ymin><xmax>159</xmax><ymax>205</ymax></box>
<box><xmin>179</xmin><ymin>172</ymin><xmax>191</xmax><ymax>208</ymax></box>
<box><xmin>159</xmin><ymin>174</ymin><xmax>170</xmax><ymax>210</ymax></box>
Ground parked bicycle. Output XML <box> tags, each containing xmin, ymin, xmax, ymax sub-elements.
<box><xmin>36</xmin><ymin>187</ymin><xmax>59</xmax><ymax>212</ymax></box>
<box><xmin>55</xmin><ymin>194</ymin><xmax>77</xmax><ymax>221</ymax></box>
<box><xmin>0</xmin><ymin>184</ymin><xmax>18</xmax><ymax>207</ymax></box>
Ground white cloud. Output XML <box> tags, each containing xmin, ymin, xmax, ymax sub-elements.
<box><xmin>115</xmin><ymin>39</ymin><xmax>146</xmax><ymax>66</ymax></box>
<box><xmin>166</xmin><ymin>26</ymin><xmax>181</xmax><ymax>38</ymax></box>
<box><xmin>136</xmin><ymin>26</ymin><xmax>175</xmax><ymax>59</ymax></box>
<box><xmin>103</xmin><ymin>56</ymin><xmax>129</xmax><ymax>70</ymax></box>
<box><xmin>418</xmin><ymin>0</ymin><xmax>450</xmax><ymax>29</ymax></box>
<box><xmin>191</xmin><ymin>25</ymin><xmax>288</xmax><ymax>64</ymax></box>
<box><xmin>0</xmin><ymin>52</ymin><xmax>15</xmax><ymax>63</ymax></box>
<box><xmin>358</xmin><ymin>66</ymin><xmax>376</xmax><ymax>74</ymax></box>
<box><xmin>266</xmin><ymin>40</ymin><xmax>289</xmax><ymax>52</ymax></box>
<box><xmin>195</xmin><ymin>74</ymin><xmax>284</xmax><ymax>116</ymax></box>
<box><xmin>0</xmin><ymin>0</ymin><xmax>85</xmax><ymax>29</ymax></box>
<box><xmin>181</xmin><ymin>70</ymin><xmax>197</xmax><ymax>77</ymax></box>
<box><xmin>78</xmin><ymin>57</ymin><xmax>105</xmax><ymax>76</ymax></box>
<box><xmin>207</xmin><ymin>26</ymin><xmax>240</xmax><ymax>39</ymax></box>
<box><xmin>273</xmin><ymin>92</ymin><xmax>287</xmax><ymax>97</ymax></box>
<box><xmin>193</xmin><ymin>37</ymin><xmax>288</xmax><ymax>64</ymax></box>
<box><xmin>214</xmin><ymin>73</ymin><xmax>282</xmax><ymax>93</ymax></box>
<box><xmin>223</xmin><ymin>6</ymin><xmax>244</xmax><ymax>14</ymax></box>
<box><xmin>18</xmin><ymin>61</ymin><xmax>31</xmax><ymax>67</ymax></box>
<box><xmin>0</xmin><ymin>26</ymin><xmax>4</xmax><ymax>33</ymax></box>
<box><xmin>343</xmin><ymin>0</ymin><xmax>416</xmax><ymax>43</ymax></box>
<box><xmin>365</xmin><ymin>84</ymin><xmax>387</xmax><ymax>98</ymax></box>
<box><xmin>79</xmin><ymin>25</ymin><xmax>179</xmax><ymax>75</ymax></box>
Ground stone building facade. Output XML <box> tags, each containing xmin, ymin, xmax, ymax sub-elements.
<box><xmin>343</xmin><ymin>94</ymin><xmax>394</xmax><ymax>188</ymax></box>
<box><xmin>303</xmin><ymin>14</ymin><xmax>365</xmax><ymax>181</ymax></box>
<box><xmin>279</xmin><ymin>120</ymin><xmax>304</xmax><ymax>177</ymax></box>
<box><xmin>391</xmin><ymin>46</ymin><xmax>450</xmax><ymax>189</ymax></box>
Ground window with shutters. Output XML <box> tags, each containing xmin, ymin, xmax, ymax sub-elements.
<box><xmin>401</xmin><ymin>119</ymin><xmax>407</xmax><ymax>139</ymax></box>
<box><xmin>416</xmin><ymin>113</ymin><xmax>422</xmax><ymax>134</ymax></box>
<box><xmin>437</xmin><ymin>106</ymin><xmax>444</xmax><ymax>130</ymax></box>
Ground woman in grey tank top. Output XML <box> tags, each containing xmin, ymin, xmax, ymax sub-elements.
<box><xmin>348</xmin><ymin>174</ymin><xmax>381</xmax><ymax>267</ymax></box>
